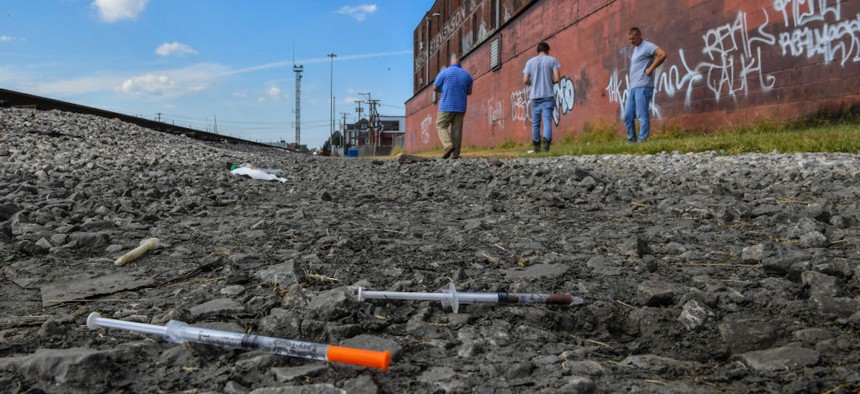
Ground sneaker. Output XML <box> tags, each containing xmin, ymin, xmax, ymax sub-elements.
<box><xmin>532</xmin><ymin>140</ymin><xmax>541</xmax><ymax>153</ymax></box>
<box><xmin>442</xmin><ymin>146</ymin><xmax>455</xmax><ymax>159</ymax></box>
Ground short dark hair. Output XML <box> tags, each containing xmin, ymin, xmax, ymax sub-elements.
<box><xmin>629</xmin><ymin>27</ymin><xmax>642</xmax><ymax>35</ymax></box>
<box><xmin>537</xmin><ymin>42</ymin><xmax>550</xmax><ymax>53</ymax></box>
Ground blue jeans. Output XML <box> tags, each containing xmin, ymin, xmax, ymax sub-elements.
<box><xmin>531</xmin><ymin>97</ymin><xmax>554</xmax><ymax>142</ymax></box>
<box><xmin>624</xmin><ymin>87</ymin><xmax>654</xmax><ymax>142</ymax></box>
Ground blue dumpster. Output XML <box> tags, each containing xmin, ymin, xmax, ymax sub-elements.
<box><xmin>347</xmin><ymin>147</ymin><xmax>359</xmax><ymax>157</ymax></box>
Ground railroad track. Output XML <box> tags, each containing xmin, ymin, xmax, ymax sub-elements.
<box><xmin>0</xmin><ymin>87</ymin><xmax>272</xmax><ymax>147</ymax></box>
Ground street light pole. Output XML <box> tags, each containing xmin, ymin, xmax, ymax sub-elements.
<box><xmin>425</xmin><ymin>12</ymin><xmax>440</xmax><ymax>87</ymax></box>
<box><xmin>328</xmin><ymin>53</ymin><xmax>337</xmax><ymax>155</ymax></box>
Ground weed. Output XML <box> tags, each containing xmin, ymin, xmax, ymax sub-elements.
<box><xmin>497</xmin><ymin>139</ymin><xmax>524</xmax><ymax>149</ymax></box>
<box><xmin>389</xmin><ymin>146</ymin><xmax>405</xmax><ymax>156</ymax></box>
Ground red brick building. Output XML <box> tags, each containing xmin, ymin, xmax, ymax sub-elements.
<box><xmin>405</xmin><ymin>0</ymin><xmax>860</xmax><ymax>152</ymax></box>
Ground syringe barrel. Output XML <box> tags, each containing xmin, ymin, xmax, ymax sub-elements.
<box><xmin>87</xmin><ymin>313</ymin><xmax>390</xmax><ymax>370</ymax></box>
<box><xmin>449</xmin><ymin>292</ymin><xmax>499</xmax><ymax>304</ymax></box>
<box><xmin>165</xmin><ymin>321</ymin><xmax>328</xmax><ymax>362</ymax></box>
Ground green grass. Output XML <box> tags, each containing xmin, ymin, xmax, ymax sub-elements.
<box><xmin>553</xmin><ymin>121</ymin><xmax>860</xmax><ymax>156</ymax></box>
<box><xmin>381</xmin><ymin>113</ymin><xmax>860</xmax><ymax>159</ymax></box>
<box><xmin>402</xmin><ymin>119</ymin><xmax>860</xmax><ymax>159</ymax></box>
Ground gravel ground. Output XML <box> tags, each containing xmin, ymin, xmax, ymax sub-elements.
<box><xmin>1</xmin><ymin>107</ymin><xmax>859</xmax><ymax>393</ymax></box>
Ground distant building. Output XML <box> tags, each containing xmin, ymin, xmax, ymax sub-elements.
<box><xmin>344</xmin><ymin>115</ymin><xmax>404</xmax><ymax>156</ymax></box>
<box><xmin>379</xmin><ymin>116</ymin><xmax>406</xmax><ymax>147</ymax></box>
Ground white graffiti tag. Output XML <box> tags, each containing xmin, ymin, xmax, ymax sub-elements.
<box><xmin>698</xmin><ymin>11</ymin><xmax>778</xmax><ymax>101</ymax></box>
<box><xmin>510</xmin><ymin>87</ymin><xmax>531</xmax><ymax>124</ymax></box>
<box><xmin>513</xmin><ymin>77</ymin><xmax>577</xmax><ymax>125</ymax></box>
<box><xmin>607</xmin><ymin>70</ymin><xmax>665</xmax><ymax>120</ymax></box>
<box><xmin>420</xmin><ymin>114</ymin><xmax>433</xmax><ymax>145</ymax></box>
<box><xmin>606</xmin><ymin>70</ymin><xmax>628</xmax><ymax>105</ymax></box>
<box><xmin>553</xmin><ymin>77</ymin><xmax>575</xmax><ymax>125</ymax></box>
<box><xmin>487</xmin><ymin>98</ymin><xmax>504</xmax><ymax>129</ymax></box>
<box><xmin>774</xmin><ymin>0</ymin><xmax>841</xmax><ymax>27</ymax></box>
<box><xmin>775</xmin><ymin>1</ymin><xmax>860</xmax><ymax>65</ymax></box>
<box><xmin>609</xmin><ymin>9</ymin><xmax>778</xmax><ymax>115</ymax></box>
<box><xmin>606</xmin><ymin>0</ymin><xmax>860</xmax><ymax>117</ymax></box>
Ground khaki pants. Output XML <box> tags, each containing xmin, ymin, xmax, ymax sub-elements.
<box><xmin>436</xmin><ymin>111</ymin><xmax>465</xmax><ymax>158</ymax></box>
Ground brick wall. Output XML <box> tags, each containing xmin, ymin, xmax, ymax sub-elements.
<box><xmin>405</xmin><ymin>0</ymin><xmax>860</xmax><ymax>152</ymax></box>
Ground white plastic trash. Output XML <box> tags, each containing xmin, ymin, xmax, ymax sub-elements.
<box><xmin>231</xmin><ymin>166</ymin><xmax>288</xmax><ymax>183</ymax></box>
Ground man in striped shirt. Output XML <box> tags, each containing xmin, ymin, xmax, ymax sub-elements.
<box><xmin>433</xmin><ymin>52</ymin><xmax>473</xmax><ymax>159</ymax></box>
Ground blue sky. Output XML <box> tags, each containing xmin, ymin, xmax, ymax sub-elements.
<box><xmin>0</xmin><ymin>0</ymin><xmax>433</xmax><ymax>148</ymax></box>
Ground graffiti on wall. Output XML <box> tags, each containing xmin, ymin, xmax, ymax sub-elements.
<box><xmin>774</xmin><ymin>0</ymin><xmax>840</xmax><ymax>27</ymax></box>
<box><xmin>421</xmin><ymin>114</ymin><xmax>433</xmax><ymax>145</ymax></box>
<box><xmin>660</xmin><ymin>10</ymin><xmax>778</xmax><ymax>110</ymax></box>
<box><xmin>606</xmin><ymin>0</ymin><xmax>860</xmax><ymax>119</ymax></box>
<box><xmin>510</xmin><ymin>86</ymin><xmax>531</xmax><ymax>124</ymax></box>
<box><xmin>510</xmin><ymin>76</ymin><xmax>577</xmax><ymax>126</ymax></box>
<box><xmin>487</xmin><ymin>98</ymin><xmax>505</xmax><ymax>129</ymax></box>
<box><xmin>775</xmin><ymin>0</ymin><xmax>860</xmax><ymax>65</ymax></box>
<box><xmin>606</xmin><ymin>70</ymin><xmax>628</xmax><ymax>109</ymax></box>
<box><xmin>552</xmin><ymin>76</ymin><xmax>575</xmax><ymax>125</ymax></box>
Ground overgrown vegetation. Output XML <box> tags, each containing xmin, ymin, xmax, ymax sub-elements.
<box><xmin>389</xmin><ymin>146</ymin><xmax>405</xmax><ymax>157</ymax></box>
<box><xmin>399</xmin><ymin>108</ymin><xmax>860</xmax><ymax>158</ymax></box>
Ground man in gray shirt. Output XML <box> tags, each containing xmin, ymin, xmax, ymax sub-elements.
<box><xmin>624</xmin><ymin>27</ymin><xmax>667</xmax><ymax>142</ymax></box>
<box><xmin>523</xmin><ymin>41</ymin><xmax>561</xmax><ymax>153</ymax></box>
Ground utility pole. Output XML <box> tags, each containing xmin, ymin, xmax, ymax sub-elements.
<box><xmin>369</xmin><ymin>100</ymin><xmax>380</xmax><ymax>156</ymax></box>
<box><xmin>328</xmin><ymin>53</ymin><xmax>337</xmax><ymax>155</ymax></box>
<box><xmin>293</xmin><ymin>64</ymin><xmax>303</xmax><ymax>147</ymax></box>
<box><xmin>340</xmin><ymin>112</ymin><xmax>349</xmax><ymax>147</ymax></box>
<box><xmin>359</xmin><ymin>93</ymin><xmax>380</xmax><ymax>157</ymax></box>
<box><xmin>358</xmin><ymin>93</ymin><xmax>372</xmax><ymax>153</ymax></box>
<box><xmin>354</xmin><ymin>100</ymin><xmax>364</xmax><ymax>146</ymax></box>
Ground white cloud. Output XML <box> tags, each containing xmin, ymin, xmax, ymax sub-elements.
<box><xmin>30</xmin><ymin>74</ymin><xmax>125</xmax><ymax>96</ymax></box>
<box><xmin>120</xmin><ymin>73</ymin><xmax>174</xmax><ymax>95</ymax></box>
<box><xmin>25</xmin><ymin>50</ymin><xmax>410</xmax><ymax>101</ymax></box>
<box><xmin>0</xmin><ymin>35</ymin><xmax>15</xmax><ymax>42</ymax></box>
<box><xmin>232</xmin><ymin>91</ymin><xmax>248</xmax><ymax>99</ymax></box>
<box><xmin>156</xmin><ymin>42</ymin><xmax>197</xmax><ymax>57</ymax></box>
<box><xmin>267</xmin><ymin>86</ymin><xmax>284</xmax><ymax>99</ymax></box>
<box><xmin>117</xmin><ymin>63</ymin><xmax>230</xmax><ymax>97</ymax></box>
<box><xmin>336</xmin><ymin>4</ymin><xmax>377</xmax><ymax>21</ymax></box>
<box><xmin>92</xmin><ymin>0</ymin><xmax>148</xmax><ymax>23</ymax></box>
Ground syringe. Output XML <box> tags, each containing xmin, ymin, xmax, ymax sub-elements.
<box><xmin>356</xmin><ymin>282</ymin><xmax>584</xmax><ymax>313</ymax></box>
<box><xmin>86</xmin><ymin>312</ymin><xmax>390</xmax><ymax>371</ymax></box>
